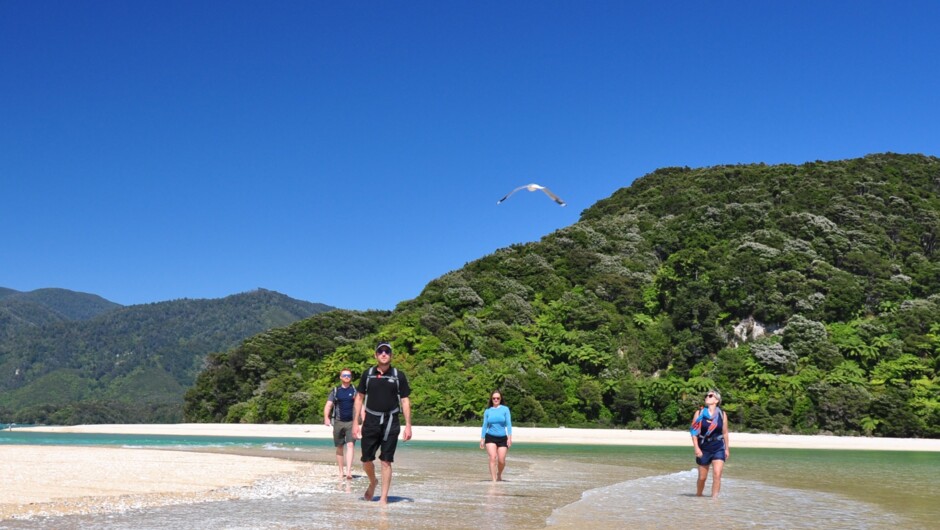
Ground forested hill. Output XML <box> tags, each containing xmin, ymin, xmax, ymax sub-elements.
<box><xmin>0</xmin><ymin>288</ymin><xmax>121</xmax><ymax>340</ymax></box>
<box><xmin>0</xmin><ymin>289</ymin><xmax>333</xmax><ymax>424</ymax></box>
<box><xmin>184</xmin><ymin>154</ymin><xmax>940</xmax><ymax>438</ymax></box>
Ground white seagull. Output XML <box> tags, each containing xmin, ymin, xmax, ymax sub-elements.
<box><xmin>496</xmin><ymin>183</ymin><xmax>567</xmax><ymax>207</ymax></box>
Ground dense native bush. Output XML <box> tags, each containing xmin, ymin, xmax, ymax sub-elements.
<box><xmin>182</xmin><ymin>154</ymin><xmax>940</xmax><ymax>437</ymax></box>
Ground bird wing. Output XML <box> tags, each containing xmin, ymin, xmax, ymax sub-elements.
<box><xmin>538</xmin><ymin>186</ymin><xmax>567</xmax><ymax>207</ymax></box>
<box><xmin>496</xmin><ymin>185</ymin><xmax>529</xmax><ymax>205</ymax></box>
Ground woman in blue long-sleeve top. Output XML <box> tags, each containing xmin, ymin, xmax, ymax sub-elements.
<box><xmin>480</xmin><ymin>390</ymin><xmax>512</xmax><ymax>481</ymax></box>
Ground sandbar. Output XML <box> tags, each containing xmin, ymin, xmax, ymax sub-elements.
<box><xmin>0</xmin><ymin>444</ymin><xmax>327</xmax><ymax>520</ymax></box>
<box><xmin>5</xmin><ymin>423</ymin><xmax>937</xmax><ymax>520</ymax></box>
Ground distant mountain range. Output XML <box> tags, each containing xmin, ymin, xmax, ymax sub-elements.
<box><xmin>0</xmin><ymin>288</ymin><xmax>121</xmax><ymax>339</ymax></box>
<box><xmin>0</xmin><ymin>287</ymin><xmax>333</xmax><ymax>424</ymax></box>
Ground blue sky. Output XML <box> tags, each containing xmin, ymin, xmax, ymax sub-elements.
<box><xmin>2</xmin><ymin>1</ymin><xmax>938</xmax><ymax>310</ymax></box>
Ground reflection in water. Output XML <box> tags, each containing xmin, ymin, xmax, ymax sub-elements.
<box><xmin>0</xmin><ymin>443</ymin><xmax>936</xmax><ymax>530</ymax></box>
<box><xmin>374</xmin><ymin>505</ymin><xmax>389</xmax><ymax>530</ymax></box>
<box><xmin>483</xmin><ymin>482</ymin><xmax>509</xmax><ymax>525</ymax></box>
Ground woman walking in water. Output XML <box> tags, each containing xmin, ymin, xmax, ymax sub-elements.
<box><xmin>691</xmin><ymin>389</ymin><xmax>730</xmax><ymax>497</ymax></box>
<box><xmin>480</xmin><ymin>390</ymin><xmax>512</xmax><ymax>482</ymax></box>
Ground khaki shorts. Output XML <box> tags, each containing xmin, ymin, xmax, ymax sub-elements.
<box><xmin>333</xmin><ymin>420</ymin><xmax>355</xmax><ymax>446</ymax></box>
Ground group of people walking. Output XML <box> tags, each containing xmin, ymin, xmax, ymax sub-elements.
<box><xmin>325</xmin><ymin>341</ymin><xmax>729</xmax><ymax>504</ymax></box>
<box><xmin>323</xmin><ymin>341</ymin><xmax>514</xmax><ymax>504</ymax></box>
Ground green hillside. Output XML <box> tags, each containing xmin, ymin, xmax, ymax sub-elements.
<box><xmin>1</xmin><ymin>288</ymin><xmax>122</xmax><ymax>321</ymax></box>
<box><xmin>0</xmin><ymin>288</ymin><xmax>121</xmax><ymax>340</ymax></box>
<box><xmin>0</xmin><ymin>289</ymin><xmax>333</xmax><ymax>424</ymax></box>
<box><xmin>184</xmin><ymin>154</ymin><xmax>940</xmax><ymax>437</ymax></box>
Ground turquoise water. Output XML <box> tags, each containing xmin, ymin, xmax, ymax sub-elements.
<box><xmin>0</xmin><ymin>429</ymin><xmax>335</xmax><ymax>450</ymax></box>
<box><xmin>1</xmin><ymin>431</ymin><xmax>938</xmax><ymax>529</ymax></box>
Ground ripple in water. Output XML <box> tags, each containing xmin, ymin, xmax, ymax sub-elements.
<box><xmin>547</xmin><ymin>469</ymin><xmax>908</xmax><ymax>530</ymax></box>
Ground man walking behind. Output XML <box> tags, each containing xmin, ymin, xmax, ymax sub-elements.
<box><xmin>324</xmin><ymin>368</ymin><xmax>358</xmax><ymax>480</ymax></box>
<box><xmin>353</xmin><ymin>342</ymin><xmax>412</xmax><ymax>504</ymax></box>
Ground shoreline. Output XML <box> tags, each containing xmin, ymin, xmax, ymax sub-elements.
<box><xmin>4</xmin><ymin>423</ymin><xmax>939</xmax><ymax>520</ymax></box>
<box><xmin>18</xmin><ymin>423</ymin><xmax>940</xmax><ymax>451</ymax></box>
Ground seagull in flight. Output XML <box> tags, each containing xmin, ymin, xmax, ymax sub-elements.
<box><xmin>496</xmin><ymin>183</ymin><xmax>567</xmax><ymax>207</ymax></box>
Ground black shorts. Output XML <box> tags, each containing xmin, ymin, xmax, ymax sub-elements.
<box><xmin>484</xmin><ymin>434</ymin><xmax>509</xmax><ymax>448</ymax></box>
<box><xmin>360</xmin><ymin>415</ymin><xmax>401</xmax><ymax>463</ymax></box>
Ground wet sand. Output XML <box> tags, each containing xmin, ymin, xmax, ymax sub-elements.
<box><xmin>4</xmin><ymin>424</ymin><xmax>938</xmax><ymax>521</ymax></box>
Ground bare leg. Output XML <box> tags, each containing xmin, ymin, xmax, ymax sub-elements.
<box><xmin>711</xmin><ymin>460</ymin><xmax>725</xmax><ymax>497</ymax></box>
<box><xmin>696</xmin><ymin>464</ymin><xmax>709</xmax><ymax>496</ymax></box>
<box><xmin>344</xmin><ymin>441</ymin><xmax>355</xmax><ymax>479</ymax></box>
<box><xmin>496</xmin><ymin>446</ymin><xmax>508</xmax><ymax>481</ymax></box>
<box><xmin>335</xmin><ymin>445</ymin><xmax>345</xmax><ymax>479</ymax></box>
<box><xmin>379</xmin><ymin>460</ymin><xmax>393</xmax><ymax>504</ymax></box>
<box><xmin>485</xmin><ymin>443</ymin><xmax>499</xmax><ymax>481</ymax></box>
<box><xmin>362</xmin><ymin>460</ymin><xmax>377</xmax><ymax>501</ymax></box>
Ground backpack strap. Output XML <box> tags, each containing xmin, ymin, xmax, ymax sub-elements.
<box><xmin>363</xmin><ymin>366</ymin><xmax>374</xmax><ymax>413</ymax></box>
<box><xmin>331</xmin><ymin>386</ymin><xmax>341</xmax><ymax>421</ymax></box>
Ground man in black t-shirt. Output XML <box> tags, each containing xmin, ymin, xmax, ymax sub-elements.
<box><xmin>353</xmin><ymin>342</ymin><xmax>412</xmax><ymax>504</ymax></box>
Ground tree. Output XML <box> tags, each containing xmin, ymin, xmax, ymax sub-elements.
<box><xmin>611</xmin><ymin>375</ymin><xmax>640</xmax><ymax>424</ymax></box>
<box><xmin>808</xmin><ymin>382</ymin><xmax>871</xmax><ymax>434</ymax></box>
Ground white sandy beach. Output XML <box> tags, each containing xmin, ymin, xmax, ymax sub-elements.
<box><xmin>0</xmin><ymin>443</ymin><xmax>328</xmax><ymax>520</ymax></box>
<box><xmin>4</xmin><ymin>423</ymin><xmax>938</xmax><ymax>520</ymax></box>
<box><xmin>21</xmin><ymin>422</ymin><xmax>940</xmax><ymax>451</ymax></box>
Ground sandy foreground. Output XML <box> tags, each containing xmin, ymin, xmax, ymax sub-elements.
<box><xmin>4</xmin><ymin>424</ymin><xmax>938</xmax><ymax>520</ymax></box>
<box><xmin>0</xmin><ymin>443</ymin><xmax>328</xmax><ymax>520</ymax></box>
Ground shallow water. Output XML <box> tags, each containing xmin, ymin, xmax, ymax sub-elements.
<box><xmin>1</xmin><ymin>433</ymin><xmax>937</xmax><ymax>529</ymax></box>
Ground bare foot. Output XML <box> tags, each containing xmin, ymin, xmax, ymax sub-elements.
<box><xmin>363</xmin><ymin>481</ymin><xmax>376</xmax><ymax>501</ymax></box>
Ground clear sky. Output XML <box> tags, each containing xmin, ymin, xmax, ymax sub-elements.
<box><xmin>2</xmin><ymin>1</ymin><xmax>938</xmax><ymax>310</ymax></box>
